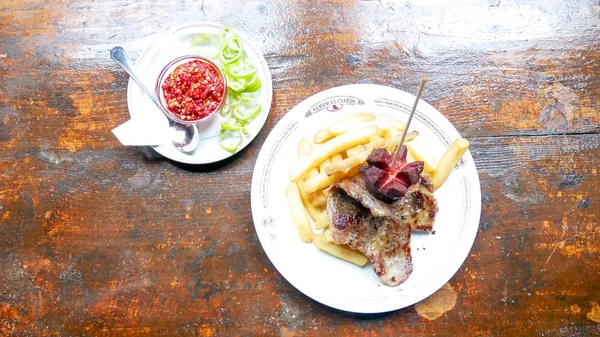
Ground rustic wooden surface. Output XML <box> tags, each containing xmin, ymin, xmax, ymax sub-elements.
<box><xmin>1</xmin><ymin>0</ymin><xmax>599</xmax><ymax>336</ymax></box>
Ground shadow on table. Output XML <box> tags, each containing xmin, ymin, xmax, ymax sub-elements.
<box><xmin>138</xmin><ymin>145</ymin><xmax>249</xmax><ymax>172</ymax></box>
<box><xmin>311</xmin><ymin>298</ymin><xmax>413</xmax><ymax>319</ymax></box>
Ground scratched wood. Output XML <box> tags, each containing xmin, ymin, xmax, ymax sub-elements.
<box><xmin>1</xmin><ymin>0</ymin><xmax>599</xmax><ymax>336</ymax></box>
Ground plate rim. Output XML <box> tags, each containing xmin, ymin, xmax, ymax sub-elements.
<box><xmin>250</xmin><ymin>83</ymin><xmax>482</xmax><ymax>313</ymax></box>
<box><xmin>126</xmin><ymin>21</ymin><xmax>273</xmax><ymax>165</ymax></box>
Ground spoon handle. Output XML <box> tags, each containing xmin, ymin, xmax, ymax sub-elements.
<box><xmin>110</xmin><ymin>46</ymin><xmax>165</xmax><ymax>111</ymax></box>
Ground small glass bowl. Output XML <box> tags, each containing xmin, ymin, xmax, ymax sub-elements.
<box><xmin>155</xmin><ymin>55</ymin><xmax>227</xmax><ymax>125</ymax></box>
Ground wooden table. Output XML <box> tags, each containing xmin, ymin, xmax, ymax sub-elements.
<box><xmin>1</xmin><ymin>1</ymin><xmax>599</xmax><ymax>336</ymax></box>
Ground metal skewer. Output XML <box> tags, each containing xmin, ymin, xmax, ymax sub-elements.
<box><xmin>390</xmin><ymin>76</ymin><xmax>427</xmax><ymax>166</ymax></box>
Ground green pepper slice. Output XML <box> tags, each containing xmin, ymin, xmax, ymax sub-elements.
<box><xmin>243</xmin><ymin>73</ymin><xmax>262</xmax><ymax>92</ymax></box>
<box><xmin>192</xmin><ymin>26</ymin><xmax>264</xmax><ymax>154</ymax></box>
<box><xmin>220</xmin><ymin>37</ymin><xmax>242</xmax><ymax>65</ymax></box>
<box><xmin>221</xmin><ymin>117</ymin><xmax>248</xmax><ymax>135</ymax></box>
<box><xmin>220</xmin><ymin>95</ymin><xmax>232</xmax><ymax>117</ymax></box>
<box><xmin>232</xmin><ymin>96</ymin><xmax>261</xmax><ymax>122</ymax></box>
<box><xmin>219</xmin><ymin>26</ymin><xmax>238</xmax><ymax>42</ymax></box>
<box><xmin>226</xmin><ymin>58</ymin><xmax>257</xmax><ymax>79</ymax></box>
<box><xmin>190</xmin><ymin>33</ymin><xmax>220</xmax><ymax>59</ymax></box>
<box><xmin>219</xmin><ymin>129</ymin><xmax>243</xmax><ymax>153</ymax></box>
<box><xmin>226</xmin><ymin>74</ymin><xmax>247</xmax><ymax>92</ymax></box>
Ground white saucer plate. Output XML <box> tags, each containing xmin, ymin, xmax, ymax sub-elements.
<box><xmin>127</xmin><ymin>22</ymin><xmax>273</xmax><ymax>164</ymax></box>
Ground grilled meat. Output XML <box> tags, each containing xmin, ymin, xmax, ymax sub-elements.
<box><xmin>336</xmin><ymin>173</ymin><xmax>437</xmax><ymax>231</ymax></box>
<box><xmin>326</xmin><ymin>174</ymin><xmax>438</xmax><ymax>286</ymax></box>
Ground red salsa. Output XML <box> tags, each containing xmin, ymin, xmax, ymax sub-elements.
<box><xmin>161</xmin><ymin>59</ymin><xmax>225</xmax><ymax>121</ymax></box>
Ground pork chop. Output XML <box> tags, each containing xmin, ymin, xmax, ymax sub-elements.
<box><xmin>336</xmin><ymin>174</ymin><xmax>438</xmax><ymax>231</ymax></box>
<box><xmin>326</xmin><ymin>174</ymin><xmax>438</xmax><ymax>286</ymax></box>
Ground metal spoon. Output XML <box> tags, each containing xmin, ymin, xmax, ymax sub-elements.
<box><xmin>110</xmin><ymin>46</ymin><xmax>200</xmax><ymax>153</ymax></box>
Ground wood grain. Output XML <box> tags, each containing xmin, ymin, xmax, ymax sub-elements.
<box><xmin>1</xmin><ymin>0</ymin><xmax>599</xmax><ymax>336</ymax></box>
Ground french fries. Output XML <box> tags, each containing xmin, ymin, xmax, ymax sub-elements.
<box><xmin>385</xmin><ymin>127</ymin><xmax>402</xmax><ymax>141</ymax></box>
<box><xmin>313</xmin><ymin>113</ymin><xmax>376</xmax><ymax>144</ymax></box>
<box><xmin>405</xmin><ymin>141</ymin><xmax>437</xmax><ymax>174</ymax></box>
<box><xmin>328</xmin><ymin>120</ymin><xmax>404</xmax><ymax>137</ymax></box>
<box><xmin>315</xmin><ymin>212</ymin><xmax>329</xmax><ymax>230</ymax></box>
<box><xmin>289</xmin><ymin>125</ymin><xmax>380</xmax><ymax>181</ymax></box>
<box><xmin>324</xmin><ymin>131</ymin><xmax>419</xmax><ymax>176</ymax></box>
<box><xmin>310</xmin><ymin>192</ymin><xmax>327</xmax><ymax>207</ymax></box>
<box><xmin>297</xmin><ymin>138</ymin><xmax>313</xmax><ymax>158</ymax></box>
<box><xmin>331</xmin><ymin>153</ymin><xmax>343</xmax><ymax>166</ymax></box>
<box><xmin>284</xmin><ymin>183</ymin><xmax>312</xmax><ymax>243</ymax></box>
<box><xmin>313</xmin><ymin>128</ymin><xmax>334</xmax><ymax>144</ymax></box>
<box><xmin>431</xmin><ymin>137</ymin><xmax>470</xmax><ymax>190</ymax></box>
<box><xmin>284</xmin><ymin>113</ymin><xmax>469</xmax><ymax>270</ymax></box>
<box><xmin>312</xmin><ymin>234</ymin><xmax>369</xmax><ymax>267</ymax></box>
<box><xmin>303</xmin><ymin>166</ymin><xmax>359</xmax><ymax>194</ymax></box>
<box><xmin>296</xmin><ymin>180</ymin><xmax>322</xmax><ymax>221</ymax></box>
<box><xmin>346</xmin><ymin>144</ymin><xmax>365</xmax><ymax>158</ymax></box>
<box><xmin>405</xmin><ymin>148</ymin><xmax>416</xmax><ymax>163</ymax></box>
<box><xmin>295</xmin><ymin>138</ymin><xmax>322</xmax><ymax>221</ymax></box>
<box><xmin>297</xmin><ymin>138</ymin><xmax>319</xmax><ymax>179</ymax></box>
<box><xmin>343</xmin><ymin>112</ymin><xmax>377</xmax><ymax>123</ymax></box>
<box><xmin>319</xmin><ymin>157</ymin><xmax>332</xmax><ymax>173</ymax></box>
<box><xmin>324</xmin><ymin>229</ymin><xmax>333</xmax><ymax>243</ymax></box>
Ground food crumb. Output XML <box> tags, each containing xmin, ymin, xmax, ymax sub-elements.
<box><xmin>495</xmin><ymin>236</ymin><xmax>502</xmax><ymax>240</ymax></box>
<box><xmin>205</xmin><ymin>208</ymin><xmax>212</xmax><ymax>214</ymax></box>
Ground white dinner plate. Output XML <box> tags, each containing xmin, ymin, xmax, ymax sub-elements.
<box><xmin>251</xmin><ymin>84</ymin><xmax>481</xmax><ymax>313</ymax></box>
<box><xmin>127</xmin><ymin>22</ymin><xmax>273</xmax><ymax>164</ymax></box>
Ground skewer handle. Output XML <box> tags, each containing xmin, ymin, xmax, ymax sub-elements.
<box><xmin>391</xmin><ymin>76</ymin><xmax>427</xmax><ymax>165</ymax></box>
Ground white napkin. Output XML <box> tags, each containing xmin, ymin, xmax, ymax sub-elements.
<box><xmin>112</xmin><ymin>117</ymin><xmax>171</xmax><ymax>146</ymax></box>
